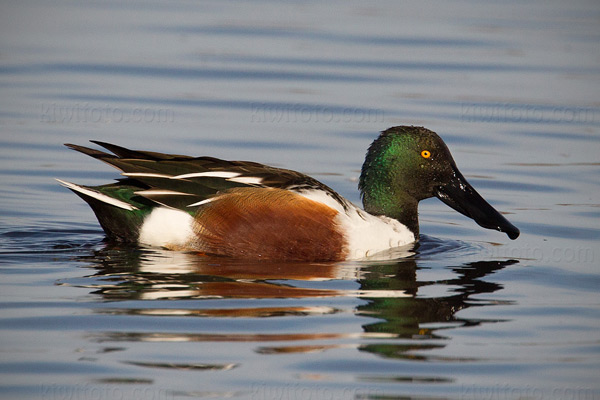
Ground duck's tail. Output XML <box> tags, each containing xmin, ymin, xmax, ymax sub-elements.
<box><xmin>56</xmin><ymin>179</ymin><xmax>149</xmax><ymax>242</ymax></box>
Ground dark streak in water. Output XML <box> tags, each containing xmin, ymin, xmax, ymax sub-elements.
<box><xmin>0</xmin><ymin>63</ymin><xmax>395</xmax><ymax>83</ymax></box>
<box><xmin>151</xmin><ymin>25</ymin><xmax>498</xmax><ymax>48</ymax></box>
<box><xmin>190</xmin><ymin>54</ymin><xmax>600</xmax><ymax>75</ymax></box>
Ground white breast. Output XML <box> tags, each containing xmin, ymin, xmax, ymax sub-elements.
<box><xmin>297</xmin><ymin>190</ymin><xmax>415</xmax><ymax>260</ymax></box>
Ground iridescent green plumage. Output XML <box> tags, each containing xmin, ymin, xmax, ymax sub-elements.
<box><xmin>360</xmin><ymin>126</ymin><xmax>519</xmax><ymax>240</ymax></box>
<box><xmin>359</xmin><ymin>127</ymin><xmax>454</xmax><ymax>235</ymax></box>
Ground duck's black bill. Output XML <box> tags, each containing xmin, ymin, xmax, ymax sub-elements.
<box><xmin>434</xmin><ymin>168</ymin><xmax>520</xmax><ymax>240</ymax></box>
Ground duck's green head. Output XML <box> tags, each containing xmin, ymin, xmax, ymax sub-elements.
<box><xmin>359</xmin><ymin>126</ymin><xmax>519</xmax><ymax>240</ymax></box>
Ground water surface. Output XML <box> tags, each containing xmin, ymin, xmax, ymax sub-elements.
<box><xmin>1</xmin><ymin>1</ymin><xmax>599</xmax><ymax>399</ymax></box>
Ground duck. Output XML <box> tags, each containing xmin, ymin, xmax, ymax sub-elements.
<box><xmin>57</xmin><ymin>126</ymin><xmax>519</xmax><ymax>261</ymax></box>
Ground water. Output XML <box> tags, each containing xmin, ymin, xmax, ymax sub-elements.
<box><xmin>1</xmin><ymin>0</ymin><xmax>599</xmax><ymax>399</ymax></box>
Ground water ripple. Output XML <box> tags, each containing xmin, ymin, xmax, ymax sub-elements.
<box><xmin>152</xmin><ymin>25</ymin><xmax>497</xmax><ymax>47</ymax></box>
<box><xmin>1</xmin><ymin>63</ymin><xmax>395</xmax><ymax>83</ymax></box>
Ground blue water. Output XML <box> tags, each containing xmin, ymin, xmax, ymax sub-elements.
<box><xmin>1</xmin><ymin>1</ymin><xmax>599</xmax><ymax>399</ymax></box>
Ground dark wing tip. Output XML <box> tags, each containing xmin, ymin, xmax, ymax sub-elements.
<box><xmin>89</xmin><ymin>140</ymin><xmax>139</xmax><ymax>158</ymax></box>
<box><xmin>64</xmin><ymin>142</ymin><xmax>114</xmax><ymax>158</ymax></box>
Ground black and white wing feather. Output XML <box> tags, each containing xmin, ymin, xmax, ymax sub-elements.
<box><xmin>65</xmin><ymin>141</ymin><xmax>349</xmax><ymax>211</ymax></box>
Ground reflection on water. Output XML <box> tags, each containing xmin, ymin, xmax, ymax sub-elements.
<box><xmin>59</xmin><ymin>241</ymin><xmax>517</xmax><ymax>366</ymax></box>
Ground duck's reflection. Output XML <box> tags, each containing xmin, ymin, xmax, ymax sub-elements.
<box><xmin>72</xmin><ymin>242</ymin><xmax>517</xmax><ymax>361</ymax></box>
<box><xmin>357</xmin><ymin>259</ymin><xmax>511</xmax><ymax>337</ymax></box>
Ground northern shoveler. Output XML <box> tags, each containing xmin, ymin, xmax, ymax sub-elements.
<box><xmin>57</xmin><ymin>126</ymin><xmax>519</xmax><ymax>261</ymax></box>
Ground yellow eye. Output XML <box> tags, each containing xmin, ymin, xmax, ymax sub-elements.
<box><xmin>421</xmin><ymin>150</ymin><xmax>431</xmax><ymax>159</ymax></box>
